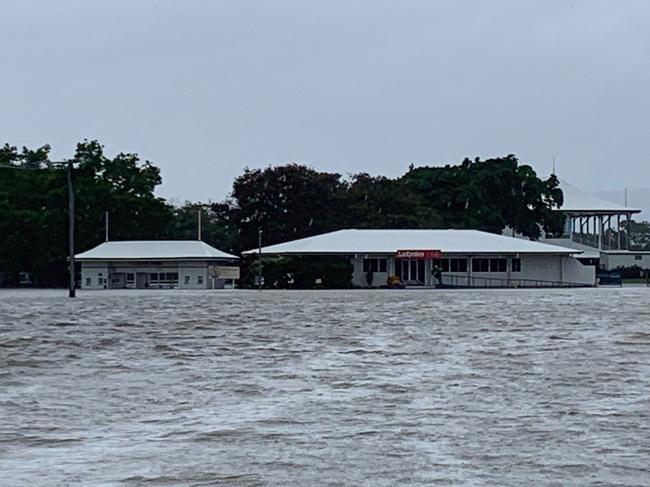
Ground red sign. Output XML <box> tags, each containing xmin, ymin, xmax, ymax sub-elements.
<box><xmin>396</xmin><ymin>249</ymin><xmax>442</xmax><ymax>259</ymax></box>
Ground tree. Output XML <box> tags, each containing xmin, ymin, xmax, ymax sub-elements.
<box><xmin>168</xmin><ymin>201</ymin><xmax>237</xmax><ymax>253</ymax></box>
<box><xmin>0</xmin><ymin>140</ymin><xmax>174</xmax><ymax>286</ymax></box>
<box><xmin>403</xmin><ymin>155</ymin><xmax>564</xmax><ymax>239</ymax></box>
<box><xmin>251</xmin><ymin>255</ymin><xmax>353</xmax><ymax>289</ymax></box>
<box><xmin>230</xmin><ymin>164</ymin><xmax>348</xmax><ymax>252</ymax></box>
<box><xmin>345</xmin><ymin>173</ymin><xmax>442</xmax><ymax>228</ymax></box>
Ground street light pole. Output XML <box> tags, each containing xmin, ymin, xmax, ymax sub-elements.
<box><xmin>67</xmin><ymin>160</ymin><xmax>76</xmax><ymax>298</ymax></box>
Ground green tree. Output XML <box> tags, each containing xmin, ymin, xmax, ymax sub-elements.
<box><xmin>0</xmin><ymin>140</ymin><xmax>174</xmax><ymax>286</ymax></box>
<box><xmin>403</xmin><ymin>155</ymin><xmax>564</xmax><ymax>239</ymax></box>
<box><xmin>168</xmin><ymin>201</ymin><xmax>237</xmax><ymax>253</ymax></box>
<box><xmin>252</xmin><ymin>255</ymin><xmax>353</xmax><ymax>289</ymax></box>
<box><xmin>230</xmin><ymin>164</ymin><xmax>348</xmax><ymax>252</ymax></box>
<box><xmin>345</xmin><ymin>173</ymin><xmax>442</xmax><ymax>228</ymax></box>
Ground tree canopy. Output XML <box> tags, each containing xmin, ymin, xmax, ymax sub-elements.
<box><xmin>1</xmin><ymin>140</ymin><xmax>566</xmax><ymax>287</ymax></box>
<box><xmin>1</xmin><ymin>141</ymin><xmax>173</xmax><ymax>286</ymax></box>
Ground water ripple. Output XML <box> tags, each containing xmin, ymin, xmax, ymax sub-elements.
<box><xmin>0</xmin><ymin>288</ymin><xmax>649</xmax><ymax>486</ymax></box>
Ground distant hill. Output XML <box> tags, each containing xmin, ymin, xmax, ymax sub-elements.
<box><xmin>593</xmin><ymin>188</ymin><xmax>650</xmax><ymax>222</ymax></box>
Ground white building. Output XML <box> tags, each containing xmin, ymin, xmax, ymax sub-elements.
<box><xmin>244</xmin><ymin>229</ymin><xmax>595</xmax><ymax>288</ymax></box>
<box><xmin>541</xmin><ymin>179</ymin><xmax>646</xmax><ymax>271</ymax></box>
<box><xmin>75</xmin><ymin>240</ymin><xmax>239</xmax><ymax>290</ymax></box>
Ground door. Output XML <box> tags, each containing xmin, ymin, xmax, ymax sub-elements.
<box><xmin>397</xmin><ymin>259</ymin><xmax>425</xmax><ymax>285</ymax></box>
<box><xmin>135</xmin><ymin>272</ymin><xmax>148</xmax><ymax>289</ymax></box>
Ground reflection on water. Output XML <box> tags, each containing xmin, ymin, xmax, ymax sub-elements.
<box><xmin>1</xmin><ymin>288</ymin><xmax>649</xmax><ymax>486</ymax></box>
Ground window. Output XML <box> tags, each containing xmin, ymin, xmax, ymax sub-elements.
<box><xmin>432</xmin><ymin>258</ymin><xmax>449</xmax><ymax>272</ymax></box>
<box><xmin>97</xmin><ymin>277</ymin><xmax>104</xmax><ymax>285</ymax></box>
<box><xmin>363</xmin><ymin>258</ymin><xmax>387</xmax><ymax>272</ymax></box>
<box><xmin>472</xmin><ymin>258</ymin><xmax>506</xmax><ymax>273</ymax></box>
<box><xmin>431</xmin><ymin>258</ymin><xmax>467</xmax><ymax>273</ymax></box>
<box><xmin>126</xmin><ymin>273</ymin><xmax>134</xmax><ymax>282</ymax></box>
<box><xmin>490</xmin><ymin>258</ymin><xmax>507</xmax><ymax>272</ymax></box>
<box><xmin>512</xmin><ymin>258</ymin><xmax>521</xmax><ymax>273</ymax></box>
<box><xmin>635</xmin><ymin>255</ymin><xmax>643</xmax><ymax>261</ymax></box>
<box><xmin>86</xmin><ymin>277</ymin><xmax>91</xmax><ymax>287</ymax></box>
<box><xmin>184</xmin><ymin>275</ymin><xmax>190</xmax><ymax>285</ymax></box>
<box><xmin>450</xmin><ymin>258</ymin><xmax>467</xmax><ymax>273</ymax></box>
<box><xmin>472</xmin><ymin>258</ymin><xmax>490</xmax><ymax>273</ymax></box>
<box><xmin>149</xmin><ymin>273</ymin><xmax>158</xmax><ymax>282</ymax></box>
<box><xmin>197</xmin><ymin>275</ymin><xmax>204</xmax><ymax>285</ymax></box>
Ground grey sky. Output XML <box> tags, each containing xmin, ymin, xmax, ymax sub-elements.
<box><xmin>2</xmin><ymin>0</ymin><xmax>649</xmax><ymax>203</ymax></box>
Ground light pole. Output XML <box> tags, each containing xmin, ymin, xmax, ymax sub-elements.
<box><xmin>66</xmin><ymin>160</ymin><xmax>76</xmax><ymax>298</ymax></box>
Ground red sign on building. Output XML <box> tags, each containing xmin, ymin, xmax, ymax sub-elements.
<box><xmin>396</xmin><ymin>249</ymin><xmax>442</xmax><ymax>259</ymax></box>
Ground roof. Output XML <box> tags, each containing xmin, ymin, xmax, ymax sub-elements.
<box><xmin>539</xmin><ymin>237</ymin><xmax>601</xmax><ymax>259</ymax></box>
<box><xmin>558</xmin><ymin>179</ymin><xmax>640</xmax><ymax>214</ymax></box>
<box><xmin>75</xmin><ymin>240</ymin><xmax>238</xmax><ymax>261</ymax></box>
<box><xmin>243</xmin><ymin>229</ymin><xmax>581</xmax><ymax>256</ymax></box>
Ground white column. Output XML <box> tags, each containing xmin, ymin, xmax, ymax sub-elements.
<box><xmin>598</xmin><ymin>215</ymin><xmax>603</xmax><ymax>250</ymax></box>
<box><xmin>627</xmin><ymin>213</ymin><xmax>631</xmax><ymax>250</ymax></box>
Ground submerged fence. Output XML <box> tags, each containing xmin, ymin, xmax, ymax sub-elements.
<box><xmin>439</xmin><ymin>274</ymin><xmax>590</xmax><ymax>289</ymax></box>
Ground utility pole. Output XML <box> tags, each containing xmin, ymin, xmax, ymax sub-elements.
<box><xmin>1</xmin><ymin>159</ymin><xmax>77</xmax><ymax>297</ymax></box>
<box><xmin>257</xmin><ymin>228</ymin><xmax>263</xmax><ymax>291</ymax></box>
<box><xmin>67</xmin><ymin>161</ymin><xmax>76</xmax><ymax>298</ymax></box>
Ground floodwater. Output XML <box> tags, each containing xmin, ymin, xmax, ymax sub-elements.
<box><xmin>1</xmin><ymin>288</ymin><xmax>649</xmax><ymax>486</ymax></box>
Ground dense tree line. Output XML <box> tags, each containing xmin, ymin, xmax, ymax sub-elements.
<box><xmin>1</xmin><ymin>140</ymin><xmax>565</xmax><ymax>288</ymax></box>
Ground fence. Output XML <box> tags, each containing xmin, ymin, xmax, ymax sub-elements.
<box><xmin>439</xmin><ymin>274</ymin><xmax>589</xmax><ymax>289</ymax></box>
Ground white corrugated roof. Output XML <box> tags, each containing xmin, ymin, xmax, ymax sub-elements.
<box><xmin>558</xmin><ymin>179</ymin><xmax>640</xmax><ymax>214</ymax></box>
<box><xmin>76</xmin><ymin>240</ymin><xmax>238</xmax><ymax>261</ymax></box>
<box><xmin>243</xmin><ymin>229</ymin><xmax>581</xmax><ymax>255</ymax></box>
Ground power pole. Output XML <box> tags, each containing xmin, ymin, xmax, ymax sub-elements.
<box><xmin>1</xmin><ymin>159</ymin><xmax>77</xmax><ymax>297</ymax></box>
<box><xmin>67</xmin><ymin>161</ymin><xmax>76</xmax><ymax>298</ymax></box>
<box><xmin>257</xmin><ymin>228</ymin><xmax>263</xmax><ymax>291</ymax></box>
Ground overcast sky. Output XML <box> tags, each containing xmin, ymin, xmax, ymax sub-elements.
<box><xmin>1</xmin><ymin>0</ymin><xmax>649</xmax><ymax>203</ymax></box>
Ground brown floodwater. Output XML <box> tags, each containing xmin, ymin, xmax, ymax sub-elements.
<box><xmin>1</xmin><ymin>288</ymin><xmax>649</xmax><ymax>486</ymax></box>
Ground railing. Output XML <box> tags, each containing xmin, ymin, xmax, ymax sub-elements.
<box><xmin>571</xmin><ymin>233</ymin><xmax>623</xmax><ymax>251</ymax></box>
<box><xmin>439</xmin><ymin>274</ymin><xmax>589</xmax><ymax>289</ymax></box>
<box><xmin>572</xmin><ymin>233</ymin><xmax>600</xmax><ymax>249</ymax></box>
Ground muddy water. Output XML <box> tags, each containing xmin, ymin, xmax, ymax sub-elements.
<box><xmin>1</xmin><ymin>288</ymin><xmax>649</xmax><ymax>486</ymax></box>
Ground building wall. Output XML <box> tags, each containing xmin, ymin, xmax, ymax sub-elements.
<box><xmin>81</xmin><ymin>263</ymin><xmax>111</xmax><ymax>289</ymax></box>
<box><xmin>600</xmin><ymin>252</ymin><xmax>650</xmax><ymax>270</ymax></box>
<box><xmin>349</xmin><ymin>254</ymin><xmax>594</xmax><ymax>287</ymax></box>
<box><xmin>178</xmin><ymin>264</ymin><xmax>208</xmax><ymax>289</ymax></box>
<box><xmin>351</xmin><ymin>256</ymin><xmax>389</xmax><ymax>287</ymax></box>
<box><xmin>561</xmin><ymin>256</ymin><xmax>596</xmax><ymax>285</ymax></box>
<box><xmin>80</xmin><ymin>261</ymin><xmax>238</xmax><ymax>290</ymax></box>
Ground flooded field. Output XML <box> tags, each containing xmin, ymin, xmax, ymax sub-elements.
<box><xmin>1</xmin><ymin>288</ymin><xmax>649</xmax><ymax>486</ymax></box>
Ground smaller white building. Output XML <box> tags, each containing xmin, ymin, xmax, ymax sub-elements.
<box><xmin>244</xmin><ymin>229</ymin><xmax>595</xmax><ymax>288</ymax></box>
<box><xmin>76</xmin><ymin>241</ymin><xmax>239</xmax><ymax>290</ymax></box>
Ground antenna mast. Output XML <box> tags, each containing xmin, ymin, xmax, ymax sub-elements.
<box><xmin>552</xmin><ymin>155</ymin><xmax>556</xmax><ymax>175</ymax></box>
<box><xmin>105</xmin><ymin>211</ymin><xmax>109</xmax><ymax>242</ymax></box>
<box><xmin>197</xmin><ymin>209</ymin><xmax>202</xmax><ymax>240</ymax></box>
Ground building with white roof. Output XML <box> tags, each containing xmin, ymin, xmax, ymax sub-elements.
<box><xmin>244</xmin><ymin>229</ymin><xmax>595</xmax><ymax>288</ymax></box>
<box><xmin>75</xmin><ymin>240</ymin><xmax>239</xmax><ymax>290</ymax></box>
<box><xmin>541</xmin><ymin>179</ymin><xmax>647</xmax><ymax>271</ymax></box>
